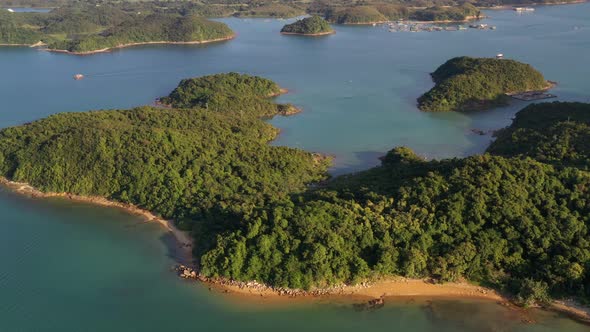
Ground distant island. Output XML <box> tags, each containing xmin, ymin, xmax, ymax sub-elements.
<box><xmin>418</xmin><ymin>56</ymin><xmax>551</xmax><ymax>112</ymax></box>
<box><xmin>324</xmin><ymin>4</ymin><xmax>482</xmax><ymax>24</ymax></box>
<box><xmin>281</xmin><ymin>16</ymin><xmax>334</xmax><ymax>36</ymax></box>
<box><xmin>0</xmin><ymin>6</ymin><xmax>234</xmax><ymax>54</ymax></box>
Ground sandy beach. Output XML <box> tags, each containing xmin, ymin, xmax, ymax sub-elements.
<box><xmin>2</xmin><ymin>176</ymin><xmax>589</xmax><ymax>324</ymax></box>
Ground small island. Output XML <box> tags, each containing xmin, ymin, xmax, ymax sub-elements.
<box><xmin>158</xmin><ymin>72</ymin><xmax>301</xmax><ymax>117</ymax></box>
<box><xmin>418</xmin><ymin>56</ymin><xmax>551</xmax><ymax>112</ymax></box>
<box><xmin>280</xmin><ymin>16</ymin><xmax>334</xmax><ymax>36</ymax></box>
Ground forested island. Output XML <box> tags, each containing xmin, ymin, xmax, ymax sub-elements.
<box><xmin>280</xmin><ymin>16</ymin><xmax>334</xmax><ymax>36</ymax></box>
<box><xmin>0</xmin><ymin>66</ymin><xmax>589</xmax><ymax>310</ymax></box>
<box><xmin>418</xmin><ymin>56</ymin><xmax>550</xmax><ymax>112</ymax></box>
<box><xmin>0</xmin><ymin>5</ymin><xmax>234</xmax><ymax>54</ymax></box>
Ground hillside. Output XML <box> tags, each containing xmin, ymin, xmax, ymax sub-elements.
<box><xmin>281</xmin><ymin>16</ymin><xmax>334</xmax><ymax>35</ymax></box>
<box><xmin>418</xmin><ymin>57</ymin><xmax>549</xmax><ymax>112</ymax></box>
<box><xmin>488</xmin><ymin>102</ymin><xmax>590</xmax><ymax>169</ymax></box>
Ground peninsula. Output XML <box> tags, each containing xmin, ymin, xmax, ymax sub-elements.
<box><xmin>418</xmin><ymin>56</ymin><xmax>551</xmax><ymax>112</ymax></box>
<box><xmin>281</xmin><ymin>16</ymin><xmax>334</xmax><ymax>36</ymax></box>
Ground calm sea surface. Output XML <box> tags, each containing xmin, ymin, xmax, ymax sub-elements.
<box><xmin>1</xmin><ymin>4</ymin><xmax>589</xmax><ymax>331</ymax></box>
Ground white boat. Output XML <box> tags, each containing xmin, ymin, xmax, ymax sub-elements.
<box><xmin>496</xmin><ymin>53</ymin><xmax>504</xmax><ymax>59</ymax></box>
<box><xmin>514</xmin><ymin>7</ymin><xmax>535</xmax><ymax>12</ymax></box>
<box><xmin>6</xmin><ymin>8</ymin><xmax>14</xmax><ymax>12</ymax></box>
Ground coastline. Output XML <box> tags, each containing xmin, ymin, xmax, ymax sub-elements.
<box><xmin>44</xmin><ymin>35</ymin><xmax>235</xmax><ymax>56</ymax></box>
<box><xmin>280</xmin><ymin>30</ymin><xmax>335</xmax><ymax>36</ymax></box>
<box><xmin>402</xmin><ymin>15</ymin><xmax>484</xmax><ymax>24</ymax></box>
<box><xmin>485</xmin><ymin>0</ymin><xmax>587</xmax><ymax>10</ymax></box>
<box><xmin>0</xmin><ymin>177</ymin><xmax>193</xmax><ymax>263</ymax></box>
<box><xmin>2</xmin><ymin>176</ymin><xmax>590</xmax><ymax>324</ymax></box>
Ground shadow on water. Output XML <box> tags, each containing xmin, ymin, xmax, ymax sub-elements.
<box><xmin>159</xmin><ymin>232</ymin><xmax>193</xmax><ymax>266</ymax></box>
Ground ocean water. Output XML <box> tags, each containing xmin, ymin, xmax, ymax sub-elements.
<box><xmin>1</xmin><ymin>4</ymin><xmax>590</xmax><ymax>331</ymax></box>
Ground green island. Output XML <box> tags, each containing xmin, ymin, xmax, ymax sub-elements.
<box><xmin>0</xmin><ymin>68</ymin><xmax>589</xmax><ymax>308</ymax></box>
<box><xmin>418</xmin><ymin>56</ymin><xmax>550</xmax><ymax>112</ymax></box>
<box><xmin>281</xmin><ymin>16</ymin><xmax>334</xmax><ymax>36</ymax></box>
<box><xmin>0</xmin><ymin>5</ymin><xmax>234</xmax><ymax>54</ymax></box>
<box><xmin>158</xmin><ymin>72</ymin><xmax>301</xmax><ymax>116</ymax></box>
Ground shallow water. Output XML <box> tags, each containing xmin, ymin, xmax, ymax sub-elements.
<box><xmin>1</xmin><ymin>4</ymin><xmax>590</xmax><ymax>331</ymax></box>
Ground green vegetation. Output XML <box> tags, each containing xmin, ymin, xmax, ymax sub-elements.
<box><xmin>323</xmin><ymin>3</ymin><xmax>480</xmax><ymax>24</ymax></box>
<box><xmin>418</xmin><ymin>57</ymin><xmax>549</xmax><ymax>112</ymax></box>
<box><xmin>0</xmin><ymin>9</ymin><xmax>42</xmax><ymax>44</ymax></box>
<box><xmin>0</xmin><ymin>74</ymin><xmax>330</xmax><ymax>253</ymax></box>
<box><xmin>159</xmin><ymin>73</ymin><xmax>300</xmax><ymax>117</ymax></box>
<box><xmin>233</xmin><ymin>3</ymin><xmax>305</xmax><ymax>18</ymax></box>
<box><xmin>325</xmin><ymin>6</ymin><xmax>386</xmax><ymax>24</ymax></box>
<box><xmin>281</xmin><ymin>16</ymin><xmax>333</xmax><ymax>35</ymax></box>
<box><xmin>0</xmin><ymin>68</ymin><xmax>589</xmax><ymax>306</ymax></box>
<box><xmin>409</xmin><ymin>4</ymin><xmax>481</xmax><ymax>21</ymax></box>
<box><xmin>488</xmin><ymin>102</ymin><xmax>590</xmax><ymax>169</ymax></box>
<box><xmin>199</xmin><ymin>103</ymin><xmax>590</xmax><ymax>304</ymax></box>
<box><xmin>0</xmin><ymin>5</ymin><xmax>233</xmax><ymax>53</ymax></box>
<box><xmin>48</xmin><ymin>14</ymin><xmax>233</xmax><ymax>53</ymax></box>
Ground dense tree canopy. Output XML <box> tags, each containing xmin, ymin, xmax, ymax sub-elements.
<box><xmin>0</xmin><ymin>5</ymin><xmax>233</xmax><ymax>52</ymax></box>
<box><xmin>418</xmin><ymin>57</ymin><xmax>549</xmax><ymax>112</ymax></box>
<box><xmin>0</xmin><ymin>65</ymin><xmax>588</xmax><ymax>307</ymax></box>
<box><xmin>0</xmin><ymin>9</ymin><xmax>42</xmax><ymax>44</ymax></box>
<box><xmin>0</xmin><ymin>74</ymin><xmax>330</xmax><ymax>252</ymax></box>
<box><xmin>280</xmin><ymin>15</ymin><xmax>333</xmax><ymax>35</ymax></box>
<box><xmin>325</xmin><ymin>6</ymin><xmax>387</xmax><ymax>24</ymax></box>
<box><xmin>409</xmin><ymin>4</ymin><xmax>481</xmax><ymax>21</ymax></box>
<box><xmin>47</xmin><ymin>13</ymin><xmax>233</xmax><ymax>52</ymax></box>
<box><xmin>159</xmin><ymin>73</ymin><xmax>300</xmax><ymax>118</ymax></box>
<box><xmin>199</xmin><ymin>102</ymin><xmax>590</xmax><ymax>306</ymax></box>
<box><xmin>488</xmin><ymin>102</ymin><xmax>590</xmax><ymax>169</ymax></box>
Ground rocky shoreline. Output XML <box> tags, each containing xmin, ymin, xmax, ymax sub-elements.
<box><xmin>2</xmin><ymin>176</ymin><xmax>589</xmax><ymax>324</ymax></box>
<box><xmin>44</xmin><ymin>35</ymin><xmax>235</xmax><ymax>56</ymax></box>
<box><xmin>280</xmin><ymin>31</ymin><xmax>335</xmax><ymax>36</ymax></box>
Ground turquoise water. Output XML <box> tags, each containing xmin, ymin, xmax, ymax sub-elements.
<box><xmin>1</xmin><ymin>4</ymin><xmax>590</xmax><ymax>331</ymax></box>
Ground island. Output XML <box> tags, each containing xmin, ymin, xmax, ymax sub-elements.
<box><xmin>280</xmin><ymin>16</ymin><xmax>334</xmax><ymax>36</ymax></box>
<box><xmin>0</xmin><ymin>67</ymin><xmax>589</xmax><ymax>318</ymax></box>
<box><xmin>418</xmin><ymin>56</ymin><xmax>551</xmax><ymax>112</ymax></box>
<box><xmin>158</xmin><ymin>72</ymin><xmax>301</xmax><ymax>116</ymax></box>
<box><xmin>0</xmin><ymin>5</ymin><xmax>234</xmax><ymax>54</ymax></box>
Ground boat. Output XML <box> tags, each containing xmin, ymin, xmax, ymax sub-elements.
<box><xmin>73</xmin><ymin>74</ymin><xmax>85</xmax><ymax>80</ymax></box>
<box><xmin>514</xmin><ymin>7</ymin><xmax>535</xmax><ymax>12</ymax></box>
<box><xmin>496</xmin><ymin>53</ymin><xmax>504</xmax><ymax>59</ymax></box>
<box><xmin>458</xmin><ymin>25</ymin><xmax>467</xmax><ymax>30</ymax></box>
<box><xmin>6</xmin><ymin>8</ymin><xmax>14</xmax><ymax>12</ymax></box>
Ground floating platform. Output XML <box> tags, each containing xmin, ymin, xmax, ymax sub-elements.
<box><xmin>509</xmin><ymin>91</ymin><xmax>557</xmax><ymax>101</ymax></box>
